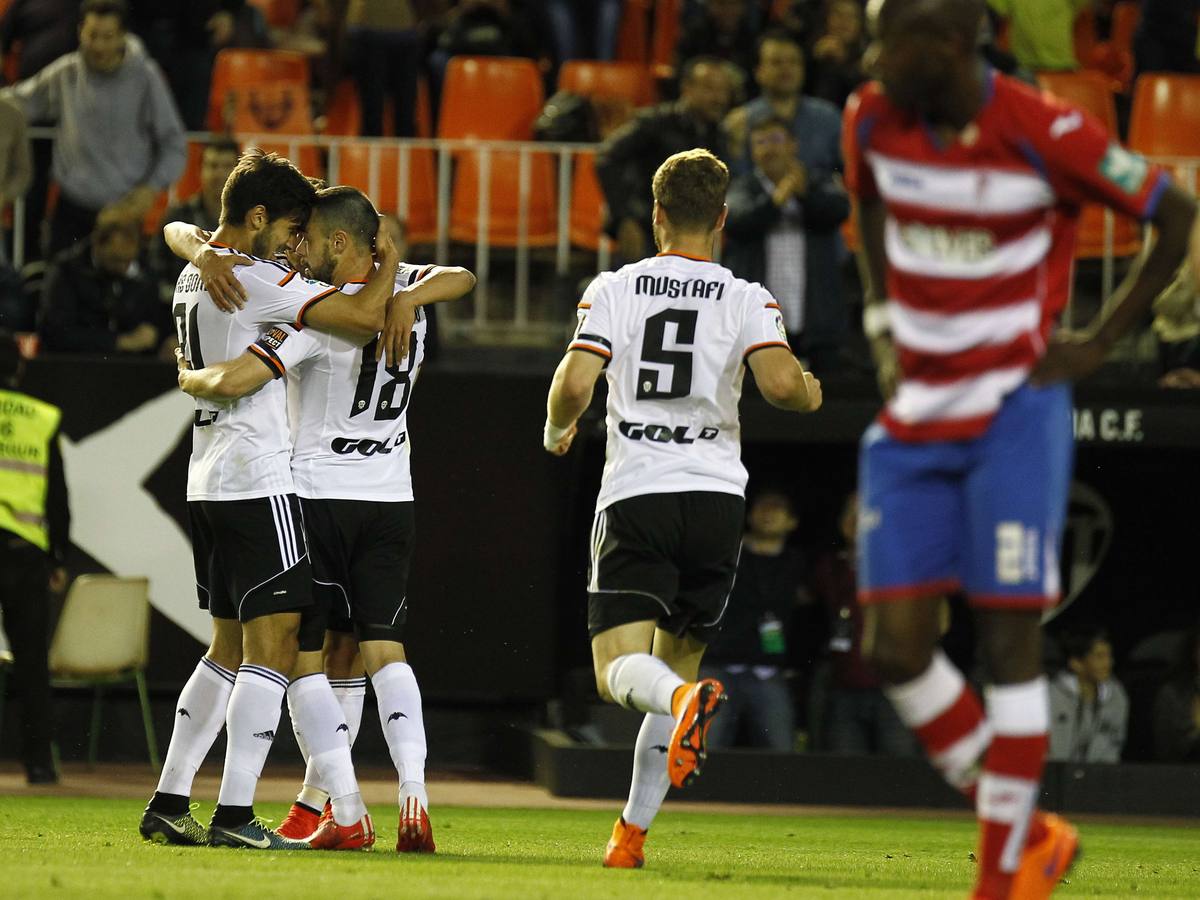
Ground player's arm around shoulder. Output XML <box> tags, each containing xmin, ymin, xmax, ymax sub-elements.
<box><xmin>748</xmin><ymin>346</ymin><xmax>822</xmax><ymax>412</ymax></box>
<box><xmin>380</xmin><ymin>264</ymin><xmax>477</xmax><ymax>366</ymax></box>
<box><xmin>162</xmin><ymin>221</ymin><xmax>252</xmax><ymax>311</ymax></box>
<box><xmin>176</xmin><ymin>347</ymin><xmax>273</xmax><ymax>402</ymax></box>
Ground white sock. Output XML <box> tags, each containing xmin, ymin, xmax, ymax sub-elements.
<box><xmin>979</xmin><ymin>678</ymin><xmax>1049</xmax><ymax>872</ymax></box>
<box><xmin>373</xmin><ymin>662</ymin><xmax>427</xmax><ymax>803</ymax></box>
<box><xmin>156</xmin><ymin>657</ymin><xmax>235</xmax><ymax>797</ymax></box>
<box><xmin>287</xmin><ymin>673</ymin><xmax>367</xmax><ymax>826</ymax></box>
<box><xmin>286</xmin><ymin>692</ymin><xmax>329</xmax><ymax>812</ymax></box>
<box><xmin>606</xmin><ymin>653</ymin><xmax>683</xmax><ymax>716</ymax></box>
<box><xmin>329</xmin><ymin>677</ymin><xmax>367</xmax><ymax>745</ymax></box>
<box><xmin>621</xmin><ymin>713</ymin><xmax>673</xmax><ymax>830</ymax></box>
<box><xmin>216</xmin><ymin>665</ymin><xmax>288</xmax><ymax>808</ymax></box>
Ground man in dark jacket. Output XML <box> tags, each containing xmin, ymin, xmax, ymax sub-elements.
<box><xmin>39</xmin><ymin>214</ymin><xmax>169</xmax><ymax>355</ymax></box>
<box><xmin>596</xmin><ymin>55</ymin><xmax>733</xmax><ymax>262</ymax></box>
<box><xmin>724</xmin><ymin>115</ymin><xmax>849</xmax><ymax>370</ymax></box>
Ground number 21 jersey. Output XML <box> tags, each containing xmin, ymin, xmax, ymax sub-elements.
<box><xmin>570</xmin><ymin>253</ymin><xmax>789</xmax><ymax>513</ymax></box>
<box><xmin>174</xmin><ymin>249</ymin><xmax>338</xmax><ymax>501</ymax></box>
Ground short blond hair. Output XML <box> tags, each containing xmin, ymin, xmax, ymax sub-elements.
<box><xmin>651</xmin><ymin>148</ymin><xmax>729</xmax><ymax>232</ymax></box>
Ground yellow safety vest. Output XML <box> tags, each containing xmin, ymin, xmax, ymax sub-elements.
<box><xmin>0</xmin><ymin>387</ymin><xmax>61</xmax><ymax>552</ymax></box>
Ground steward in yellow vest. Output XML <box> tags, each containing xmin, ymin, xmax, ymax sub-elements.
<box><xmin>0</xmin><ymin>331</ymin><xmax>70</xmax><ymax>784</ymax></box>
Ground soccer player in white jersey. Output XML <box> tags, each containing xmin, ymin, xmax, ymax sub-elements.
<box><xmin>139</xmin><ymin>151</ymin><xmax>409</xmax><ymax>851</ymax></box>
<box><xmin>171</xmin><ymin>186</ymin><xmax>474</xmax><ymax>852</ymax></box>
<box><xmin>544</xmin><ymin>149</ymin><xmax>822</xmax><ymax>868</ymax></box>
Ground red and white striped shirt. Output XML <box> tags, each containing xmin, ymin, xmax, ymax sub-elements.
<box><xmin>844</xmin><ymin>71</ymin><xmax>1169</xmax><ymax>442</ymax></box>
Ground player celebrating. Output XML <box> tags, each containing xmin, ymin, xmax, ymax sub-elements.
<box><xmin>846</xmin><ymin>2</ymin><xmax>1196</xmax><ymax>897</ymax></box>
<box><xmin>171</xmin><ymin>185</ymin><xmax>474</xmax><ymax>852</ymax></box>
<box><xmin>140</xmin><ymin>151</ymin><xmax>406</xmax><ymax>851</ymax></box>
<box><xmin>544</xmin><ymin>149</ymin><xmax>821</xmax><ymax>868</ymax></box>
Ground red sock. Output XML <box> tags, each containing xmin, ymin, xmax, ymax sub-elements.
<box><xmin>975</xmin><ymin>679</ymin><xmax>1050</xmax><ymax>899</ymax></box>
<box><xmin>885</xmin><ymin>652</ymin><xmax>991</xmax><ymax>800</ymax></box>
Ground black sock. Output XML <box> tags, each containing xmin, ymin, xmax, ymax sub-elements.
<box><xmin>211</xmin><ymin>804</ymin><xmax>254</xmax><ymax>828</ymax></box>
<box><xmin>147</xmin><ymin>791</ymin><xmax>190</xmax><ymax>817</ymax></box>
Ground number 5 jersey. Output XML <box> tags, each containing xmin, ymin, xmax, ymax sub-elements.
<box><xmin>569</xmin><ymin>252</ymin><xmax>790</xmax><ymax>513</ymax></box>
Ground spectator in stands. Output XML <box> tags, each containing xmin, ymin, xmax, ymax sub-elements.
<box><xmin>131</xmin><ymin>2</ymin><xmax>270</xmax><ymax>130</ymax></box>
<box><xmin>675</xmin><ymin>0</ymin><xmax>760</xmax><ymax>88</ymax></box>
<box><xmin>596</xmin><ymin>56</ymin><xmax>732</xmax><ymax>262</ymax></box>
<box><xmin>811</xmin><ymin>491</ymin><xmax>916</xmax><ymax>756</ymax></box>
<box><xmin>985</xmin><ymin>0</ymin><xmax>1087</xmax><ymax>72</ymax></box>
<box><xmin>1</xmin><ymin>0</ymin><xmax>81</xmax><ymax>264</ymax></box>
<box><xmin>543</xmin><ymin>0</ymin><xmax>622</xmax><ymax>66</ymax></box>
<box><xmin>725</xmin><ymin>115</ymin><xmax>849</xmax><ymax>370</ymax></box>
<box><xmin>0</xmin><ymin>0</ymin><xmax>81</xmax><ymax>82</ymax></box>
<box><xmin>0</xmin><ymin>95</ymin><xmax>31</xmax><ymax>268</ymax></box>
<box><xmin>724</xmin><ymin>29</ymin><xmax>842</xmax><ymax>180</ymax></box>
<box><xmin>152</xmin><ymin>139</ymin><xmax>240</xmax><ymax>298</ymax></box>
<box><xmin>1048</xmin><ymin>624</ymin><xmax>1129</xmax><ymax>763</ymax></box>
<box><xmin>346</xmin><ymin>0</ymin><xmax>422</xmax><ymax>138</ymax></box>
<box><xmin>38</xmin><ymin>211</ymin><xmax>170</xmax><ymax>356</ymax></box>
<box><xmin>1134</xmin><ymin>0</ymin><xmax>1200</xmax><ymax>78</ymax></box>
<box><xmin>0</xmin><ymin>0</ymin><xmax>187</xmax><ymax>258</ymax></box>
<box><xmin>428</xmin><ymin>0</ymin><xmax>546</xmax><ymax>109</ymax></box>
<box><xmin>1151</xmin><ymin>262</ymin><xmax>1200</xmax><ymax>388</ymax></box>
<box><xmin>700</xmin><ymin>489</ymin><xmax>812</xmax><ymax>752</ymax></box>
<box><xmin>805</xmin><ymin>0</ymin><xmax>867</xmax><ymax>108</ymax></box>
<box><xmin>1153</xmin><ymin>625</ymin><xmax>1200</xmax><ymax>762</ymax></box>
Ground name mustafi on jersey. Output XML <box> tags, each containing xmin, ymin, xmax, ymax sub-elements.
<box><xmin>634</xmin><ymin>275</ymin><xmax>726</xmax><ymax>300</ymax></box>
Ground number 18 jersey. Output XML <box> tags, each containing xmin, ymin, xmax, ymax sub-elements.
<box><xmin>570</xmin><ymin>253</ymin><xmax>790</xmax><ymax>513</ymax></box>
<box><xmin>266</xmin><ymin>263</ymin><xmax>431</xmax><ymax>502</ymax></box>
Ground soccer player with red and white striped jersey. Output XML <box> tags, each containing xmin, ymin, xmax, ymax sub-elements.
<box><xmin>845</xmin><ymin>2</ymin><xmax>1196</xmax><ymax>898</ymax></box>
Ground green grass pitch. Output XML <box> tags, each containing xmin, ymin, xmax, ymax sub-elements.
<box><xmin>3</xmin><ymin>797</ymin><xmax>1199</xmax><ymax>898</ymax></box>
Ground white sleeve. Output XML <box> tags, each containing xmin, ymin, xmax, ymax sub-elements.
<box><xmin>568</xmin><ymin>277</ymin><xmax>613</xmax><ymax>360</ymax></box>
<box><xmin>248</xmin><ymin>324</ymin><xmax>322</xmax><ymax>379</ymax></box>
<box><xmin>395</xmin><ymin>261</ymin><xmax>437</xmax><ymax>287</ymax></box>
<box><xmin>740</xmin><ymin>285</ymin><xmax>791</xmax><ymax>361</ymax></box>
<box><xmin>240</xmin><ymin>265</ymin><xmax>340</xmax><ymax>330</ymax></box>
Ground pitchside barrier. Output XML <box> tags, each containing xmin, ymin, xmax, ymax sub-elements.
<box><xmin>5</xmin><ymin>132</ymin><xmax>1198</xmax><ymax>343</ymax></box>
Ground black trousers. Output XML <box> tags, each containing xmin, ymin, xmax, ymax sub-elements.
<box><xmin>0</xmin><ymin>534</ymin><xmax>54</xmax><ymax>772</ymax></box>
<box><xmin>46</xmin><ymin>193</ymin><xmax>99</xmax><ymax>260</ymax></box>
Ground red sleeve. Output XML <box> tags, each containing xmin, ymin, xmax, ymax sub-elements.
<box><xmin>842</xmin><ymin>84</ymin><xmax>882</xmax><ymax>201</ymax></box>
<box><xmin>1019</xmin><ymin>89</ymin><xmax>1170</xmax><ymax>221</ymax></box>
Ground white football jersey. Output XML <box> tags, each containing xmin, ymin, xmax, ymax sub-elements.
<box><xmin>174</xmin><ymin>248</ymin><xmax>339</xmax><ymax>501</ymax></box>
<box><xmin>265</xmin><ymin>263</ymin><xmax>432</xmax><ymax>502</ymax></box>
<box><xmin>570</xmin><ymin>253</ymin><xmax>790</xmax><ymax>512</ymax></box>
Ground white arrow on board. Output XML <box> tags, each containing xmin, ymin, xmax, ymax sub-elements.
<box><xmin>60</xmin><ymin>389</ymin><xmax>210</xmax><ymax>643</ymax></box>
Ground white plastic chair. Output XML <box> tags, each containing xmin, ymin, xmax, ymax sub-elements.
<box><xmin>49</xmin><ymin>575</ymin><xmax>160</xmax><ymax>769</ymax></box>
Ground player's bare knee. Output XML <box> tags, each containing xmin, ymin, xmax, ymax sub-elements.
<box><xmin>594</xmin><ymin>661</ymin><xmax>616</xmax><ymax>703</ymax></box>
<box><xmin>976</xmin><ymin>609</ymin><xmax>1042</xmax><ymax>684</ymax></box>
<box><xmin>241</xmin><ymin>612</ymin><xmax>301</xmax><ymax>672</ymax></box>
<box><xmin>207</xmin><ymin>618</ymin><xmax>242</xmax><ymax>671</ymax></box>
<box><xmin>864</xmin><ymin>639</ymin><xmax>932</xmax><ymax>686</ymax></box>
<box><xmin>358</xmin><ymin>638</ymin><xmax>403</xmax><ymax>677</ymax></box>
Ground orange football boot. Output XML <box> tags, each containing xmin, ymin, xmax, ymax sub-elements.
<box><xmin>603</xmin><ymin>817</ymin><xmax>647</xmax><ymax>869</ymax></box>
<box><xmin>667</xmin><ymin>678</ymin><xmax>727</xmax><ymax>788</ymax></box>
<box><xmin>396</xmin><ymin>794</ymin><xmax>435</xmax><ymax>853</ymax></box>
<box><xmin>276</xmin><ymin>803</ymin><xmax>321</xmax><ymax>840</ymax></box>
<box><xmin>308</xmin><ymin>813</ymin><xmax>375</xmax><ymax>851</ymax></box>
<box><xmin>1009</xmin><ymin>813</ymin><xmax>1080</xmax><ymax>899</ymax></box>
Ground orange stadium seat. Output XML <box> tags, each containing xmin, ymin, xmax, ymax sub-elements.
<box><xmin>559</xmin><ymin>61</ymin><xmax>656</xmax><ymax>107</ymax></box>
<box><xmin>1038</xmin><ymin>71</ymin><xmax>1140</xmax><ymax>258</ymax></box>
<box><xmin>1130</xmin><ymin>74</ymin><xmax>1200</xmax><ymax>195</ymax></box>
<box><xmin>440</xmin><ymin>57</ymin><xmax>556</xmax><ymax>246</ymax></box>
<box><xmin>558</xmin><ymin>62</ymin><xmax>654</xmax><ymax>250</ymax></box>
<box><xmin>337</xmin><ymin>143</ymin><xmax>438</xmax><ymax>245</ymax></box>
<box><xmin>207</xmin><ymin>49</ymin><xmax>310</xmax><ymax>131</ymax></box>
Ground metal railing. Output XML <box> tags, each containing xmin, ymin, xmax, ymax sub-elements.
<box><xmin>5</xmin><ymin>129</ymin><xmax>1200</xmax><ymax>344</ymax></box>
